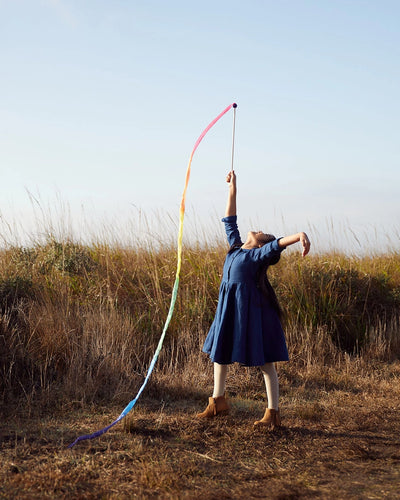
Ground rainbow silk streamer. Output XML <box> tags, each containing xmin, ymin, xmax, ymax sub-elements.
<box><xmin>68</xmin><ymin>102</ymin><xmax>237</xmax><ymax>448</ymax></box>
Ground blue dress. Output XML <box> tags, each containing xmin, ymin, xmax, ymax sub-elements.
<box><xmin>202</xmin><ymin>215</ymin><xmax>289</xmax><ymax>366</ymax></box>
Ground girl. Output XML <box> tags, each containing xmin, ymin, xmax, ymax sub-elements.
<box><xmin>197</xmin><ymin>170</ymin><xmax>310</xmax><ymax>429</ymax></box>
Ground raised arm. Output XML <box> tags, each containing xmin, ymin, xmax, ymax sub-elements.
<box><xmin>224</xmin><ymin>170</ymin><xmax>237</xmax><ymax>217</ymax></box>
<box><xmin>278</xmin><ymin>232</ymin><xmax>311</xmax><ymax>257</ymax></box>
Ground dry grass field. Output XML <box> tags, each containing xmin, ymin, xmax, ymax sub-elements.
<box><xmin>1</xmin><ymin>237</ymin><xmax>400</xmax><ymax>498</ymax></box>
<box><xmin>2</xmin><ymin>360</ymin><xmax>400</xmax><ymax>499</ymax></box>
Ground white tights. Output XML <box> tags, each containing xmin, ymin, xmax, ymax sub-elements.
<box><xmin>212</xmin><ymin>363</ymin><xmax>228</xmax><ymax>399</ymax></box>
<box><xmin>212</xmin><ymin>362</ymin><xmax>279</xmax><ymax>410</ymax></box>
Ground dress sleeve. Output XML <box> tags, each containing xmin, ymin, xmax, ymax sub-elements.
<box><xmin>250</xmin><ymin>238</ymin><xmax>285</xmax><ymax>264</ymax></box>
<box><xmin>221</xmin><ymin>215</ymin><xmax>242</xmax><ymax>247</ymax></box>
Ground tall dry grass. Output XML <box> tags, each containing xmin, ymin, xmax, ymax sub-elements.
<box><xmin>1</xmin><ymin>228</ymin><xmax>400</xmax><ymax>409</ymax></box>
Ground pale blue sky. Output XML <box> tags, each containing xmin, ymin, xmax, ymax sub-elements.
<box><xmin>1</xmin><ymin>0</ymin><xmax>399</xmax><ymax>252</ymax></box>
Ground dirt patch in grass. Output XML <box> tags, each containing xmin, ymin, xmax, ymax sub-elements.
<box><xmin>1</xmin><ymin>362</ymin><xmax>400</xmax><ymax>499</ymax></box>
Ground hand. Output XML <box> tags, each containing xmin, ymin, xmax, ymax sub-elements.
<box><xmin>299</xmin><ymin>232</ymin><xmax>311</xmax><ymax>257</ymax></box>
<box><xmin>226</xmin><ymin>170</ymin><xmax>236</xmax><ymax>188</ymax></box>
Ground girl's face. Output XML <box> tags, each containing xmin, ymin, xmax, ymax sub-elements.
<box><xmin>248</xmin><ymin>231</ymin><xmax>276</xmax><ymax>248</ymax></box>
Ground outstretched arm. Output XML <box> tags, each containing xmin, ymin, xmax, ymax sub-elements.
<box><xmin>224</xmin><ymin>170</ymin><xmax>237</xmax><ymax>217</ymax></box>
<box><xmin>278</xmin><ymin>232</ymin><xmax>311</xmax><ymax>257</ymax></box>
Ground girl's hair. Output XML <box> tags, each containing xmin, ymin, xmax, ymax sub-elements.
<box><xmin>257</xmin><ymin>262</ymin><xmax>283</xmax><ymax>320</ymax></box>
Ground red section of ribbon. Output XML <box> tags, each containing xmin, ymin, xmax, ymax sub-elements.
<box><xmin>180</xmin><ymin>103</ymin><xmax>237</xmax><ymax>212</ymax></box>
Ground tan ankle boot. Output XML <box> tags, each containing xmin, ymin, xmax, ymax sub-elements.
<box><xmin>254</xmin><ymin>408</ymin><xmax>281</xmax><ymax>429</ymax></box>
<box><xmin>196</xmin><ymin>395</ymin><xmax>230</xmax><ymax>418</ymax></box>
